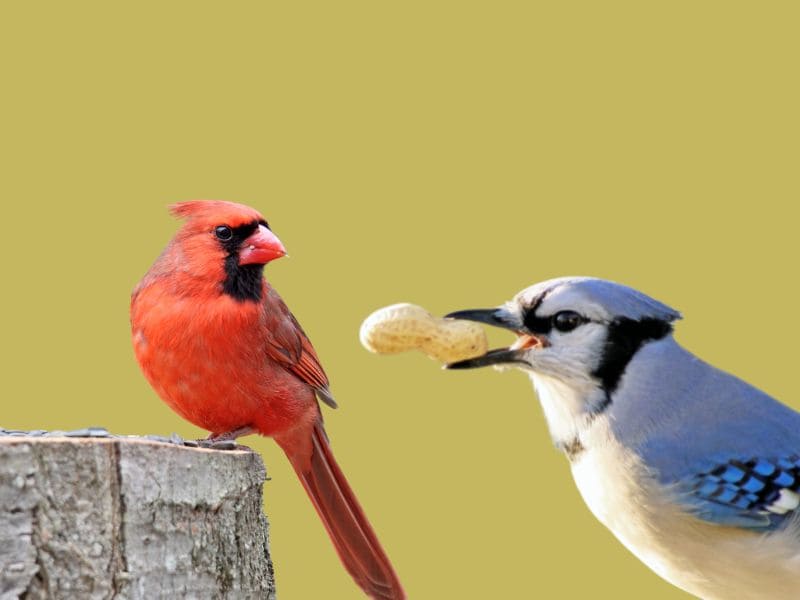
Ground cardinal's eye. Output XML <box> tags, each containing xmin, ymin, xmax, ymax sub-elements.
<box><xmin>552</xmin><ymin>311</ymin><xmax>585</xmax><ymax>332</ymax></box>
<box><xmin>215</xmin><ymin>225</ymin><xmax>233</xmax><ymax>241</ymax></box>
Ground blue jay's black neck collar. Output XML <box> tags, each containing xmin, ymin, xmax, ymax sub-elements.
<box><xmin>557</xmin><ymin>316</ymin><xmax>673</xmax><ymax>462</ymax></box>
<box><xmin>593</xmin><ymin>317</ymin><xmax>673</xmax><ymax>396</ymax></box>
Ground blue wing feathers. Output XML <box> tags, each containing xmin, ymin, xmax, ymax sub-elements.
<box><xmin>684</xmin><ymin>456</ymin><xmax>800</xmax><ymax>530</ymax></box>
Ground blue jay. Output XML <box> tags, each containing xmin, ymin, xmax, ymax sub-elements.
<box><xmin>446</xmin><ymin>277</ymin><xmax>800</xmax><ymax>600</ymax></box>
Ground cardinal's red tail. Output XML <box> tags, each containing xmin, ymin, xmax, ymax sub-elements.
<box><xmin>278</xmin><ymin>421</ymin><xmax>406</xmax><ymax>600</ymax></box>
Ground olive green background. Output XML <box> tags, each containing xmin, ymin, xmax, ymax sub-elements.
<box><xmin>2</xmin><ymin>2</ymin><xmax>798</xmax><ymax>598</ymax></box>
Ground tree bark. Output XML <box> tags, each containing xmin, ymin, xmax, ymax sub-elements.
<box><xmin>0</xmin><ymin>437</ymin><xmax>275</xmax><ymax>599</ymax></box>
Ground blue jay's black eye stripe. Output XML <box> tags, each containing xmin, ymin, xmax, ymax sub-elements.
<box><xmin>522</xmin><ymin>292</ymin><xmax>589</xmax><ymax>334</ymax></box>
<box><xmin>522</xmin><ymin>294</ymin><xmax>551</xmax><ymax>333</ymax></box>
<box><xmin>523</xmin><ymin>315</ymin><xmax>551</xmax><ymax>333</ymax></box>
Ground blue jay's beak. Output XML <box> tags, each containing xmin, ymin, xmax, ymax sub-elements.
<box><xmin>443</xmin><ymin>308</ymin><xmax>520</xmax><ymax>331</ymax></box>
<box><xmin>446</xmin><ymin>346</ymin><xmax>530</xmax><ymax>369</ymax></box>
<box><xmin>444</xmin><ymin>308</ymin><xmax>537</xmax><ymax>370</ymax></box>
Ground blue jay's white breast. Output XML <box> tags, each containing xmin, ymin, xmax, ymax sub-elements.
<box><xmin>569</xmin><ymin>418</ymin><xmax>800</xmax><ymax>600</ymax></box>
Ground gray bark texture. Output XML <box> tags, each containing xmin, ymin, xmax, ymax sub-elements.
<box><xmin>0</xmin><ymin>437</ymin><xmax>275</xmax><ymax>600</ymax></box>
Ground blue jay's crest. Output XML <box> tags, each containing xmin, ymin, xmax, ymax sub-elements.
<box><xmin>515</xmin><ymin>277</ymin><xmax>682</xmax><ymax>324</ymax></box>
<box><xmin>687</xmin><ymin>456</ymin><xmax>800</xmax><ymax>529</ymax></box>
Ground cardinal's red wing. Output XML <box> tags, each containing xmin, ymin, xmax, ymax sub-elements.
<box><xmin>262</xmin><ymin>287</ymin><xmax>335</xmax><ymax>406</ymax></box>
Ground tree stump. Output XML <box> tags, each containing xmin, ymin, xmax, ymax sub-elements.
<box><xmin>0</xmin><ymin>436</ymin><xmax>275</xmax><ymax>599</ymax></box>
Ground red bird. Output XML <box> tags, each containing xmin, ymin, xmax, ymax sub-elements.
<box><xmin>130</xmin><ymin>200</ymin><xmax>404</xmax><ymax>600</ymax></box>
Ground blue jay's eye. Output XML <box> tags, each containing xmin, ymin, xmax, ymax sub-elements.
<box><xmin>552</xmin><ymin>311</ymin><xmax>585</xmax><ymax>332</ymax></box>
<box><xmin>215</xmin><ymin>225</ymin><xmax>233</xmax><ymax>241</ymax></box>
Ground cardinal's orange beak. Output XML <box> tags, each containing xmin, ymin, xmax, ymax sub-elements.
<box><xmin>239</xmin><ymin>224</ymin><xmax>287</xmax><ymax>265</ymax></box>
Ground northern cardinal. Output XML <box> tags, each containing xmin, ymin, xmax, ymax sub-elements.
<box><xmin>130</xmin><ymin>200</ymin><xmax>404</xmax><ymax>600</ymax></box>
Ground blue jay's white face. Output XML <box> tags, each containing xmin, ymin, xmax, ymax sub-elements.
<box><xmin>504</xmin><ymin>283</ymin><xmax>616</xmax><ymax>384</ymax></box>
<box><xmin>446</xmin><ymin>276</ymin><xmax>679</xmax><ymax>401</ymax></box>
